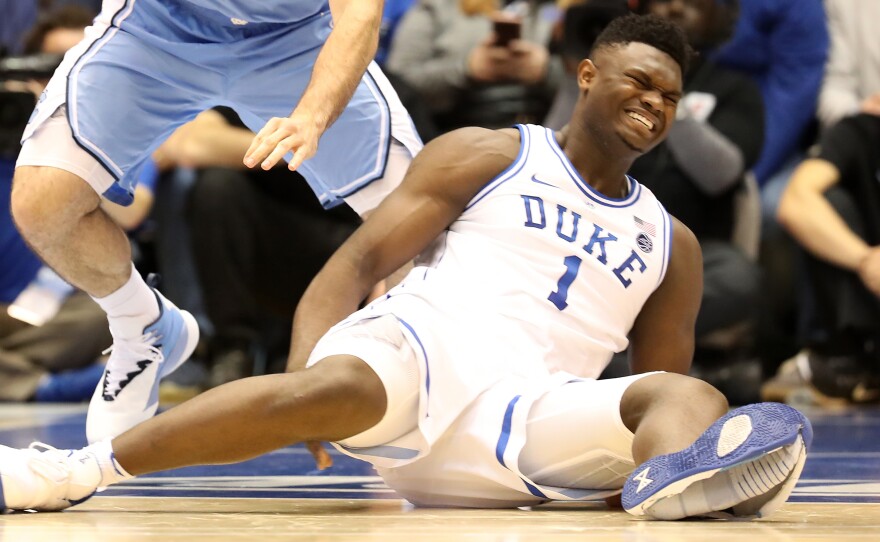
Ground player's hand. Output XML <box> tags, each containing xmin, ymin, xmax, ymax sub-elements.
<box><xmin>244</xmin><ymin>111</ymin><xmax>322</xmax><ymax>172</ymax></box>
<box><xmin>306</xmin><ymin>441</ymin><xmax>333</xmax><ymax>470</ymax></box>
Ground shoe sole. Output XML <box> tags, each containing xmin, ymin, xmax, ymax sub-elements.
<box><xmin>622</xmin><ymin>403</ymin><xmax>812</xmax><ymax>518</ymax></box>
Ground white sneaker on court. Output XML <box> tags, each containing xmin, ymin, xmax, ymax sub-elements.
<box><xmin>622</xmin><ymin>402</ymin><xmax>812</xmax><ymax>520</ymax></box>
<box><xmin>0</xmin><ymin>443</ymin><xmax>102</xmax><ymax>512</ymax></box>
<box><xmin>86</xmin><ymin>291</ymin><xmax>199</xmax><ymax>443</ymax></box>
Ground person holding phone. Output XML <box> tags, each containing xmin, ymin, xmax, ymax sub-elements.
<box><xmin>386</xmin><ymin>0</ymin><xmax>562</xmax><ymax>132</ymax></box>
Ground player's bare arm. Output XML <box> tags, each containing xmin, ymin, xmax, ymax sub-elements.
<box><xmin>777</xmin><ymin>159</ymin><xmax>873</xmax><ymax>272</ymax></box>
<box><xmin>627</xmin><ymin>217</ymin><xmax>702</xmax><ymax>375</ymax></box>
<box><xmin>244</xmin><ymin>0</ymin><xmax>384</xmax><ymax>171</ymax></box>
<box><xmin>287</xmin><ymin>127</ymin><xmax>521</xmax><ymax>371</ymax></box>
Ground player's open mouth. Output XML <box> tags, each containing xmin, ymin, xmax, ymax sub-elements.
<box><xmin>626</xmin><ymin>111</ymin><xmax>654</xmax><ymax>131</ymax></box>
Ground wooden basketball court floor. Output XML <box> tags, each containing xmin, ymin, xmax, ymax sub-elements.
<box><xmin>1</xmin><ymin>403</ymin><xmax>879</xmax><ymax>541</ymax></box>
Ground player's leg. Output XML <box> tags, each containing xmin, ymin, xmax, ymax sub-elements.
<box><xmin>618</xmin><ymin>374</ymin><xmax>811</xmax><ymax>519</ymax></box>
<box><xmin>0</xmin><ymin>355</ymin><xmax>387</xmax><ymax>512</ymax></box>
<box><xmin>618</xmin><ymin>373</ymin><xmax>729</xmax><ymax>464</ymax></box>
<box><xmin>0</xmin><ymin>314</ymin><xmax>419</xmax><ymax>512</ymax></box>
<box><xmin>11</xmin><ymin>15</ymin><xmax>210</xmax><ymax>443</ymax></box>
<box><xmin>518</xmin><ymin>373</ymin><xmax>811</xmax><ymax>519</ymax></box>
<box><xmin>11</xmin><ymin>164</ymin><xmax>130</xmax><ymax>297</ymax></box>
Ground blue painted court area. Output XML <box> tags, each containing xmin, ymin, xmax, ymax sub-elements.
<box><xmin>1</xmin><ymin>404</ymin><xmax>878</xmax><ymax>503</ymax></box>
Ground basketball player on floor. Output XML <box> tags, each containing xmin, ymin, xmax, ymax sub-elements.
<box><xmin>1</xmin><ymin>15</ymin><xmax>811</xmax><ymax>520</ymax></box>
<box><xmin>10</xmin><ymin>0</ymin><xmax>422</xmax><ymax>445</ymax></box>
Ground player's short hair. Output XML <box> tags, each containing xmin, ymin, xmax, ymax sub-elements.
<box><xmin>591</xmin><ymin>14</ymin><xmax>692</xmax><ymax>74</ymax></box>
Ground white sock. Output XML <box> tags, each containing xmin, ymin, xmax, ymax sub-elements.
<box><xmin>92</xmin><ymin>263</ymin><xmax>160</xmax><ymax>340</ymax></box>
<box><xmin>80</xmin><ymin>439</ymin><xmax>134</xmax><ymax>488</ymax></box>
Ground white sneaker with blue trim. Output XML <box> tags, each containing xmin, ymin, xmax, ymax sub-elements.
<box><xmin>86</xmin><ymin>290</ymin><xmax>199</xmax><ymax>443</ymax></box>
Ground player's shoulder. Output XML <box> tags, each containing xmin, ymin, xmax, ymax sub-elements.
<box><xmin>437</xmin><ymin>126</ymin><xmax>521</xmax><ymax>157</ymax></box>
<box><xmin>418</xmin><ymin>127</ymin><xmax>522</xmax><ymax>178</ymax></box>
<box><xmin>669</xmin><ymin>215</ymin><xmax>702</xmax><ymax>267</ymax></box>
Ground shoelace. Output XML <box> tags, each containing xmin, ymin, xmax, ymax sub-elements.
<box><xmin>101</xmin><ymin>331</ymin><xmax>165</xmax><ymax>395</ymax></box>
<box><xmin>26</xmin><ymin>442</ymin><xmax>70</xmax><ymax>483</ymax></box>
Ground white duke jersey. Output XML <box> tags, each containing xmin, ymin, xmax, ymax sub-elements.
<box><xmin>393</xmin><ymin>124</ymin><xmax>673</xmax><ymax>378</ymax></box>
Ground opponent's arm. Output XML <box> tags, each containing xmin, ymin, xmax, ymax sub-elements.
<box><xmin>244</xmin><ymin>0</ymin><xmax>384</xmax><ymax>171</ymax></box>
<box><xmin>287</xmin><ymin>127</ymin><xmax>519</xmax><ymax>371</ymax></box>
<box><xmin>628</xmin><ymin>218</ymin><xmax>703</xmax><ymax>375</ymax></box>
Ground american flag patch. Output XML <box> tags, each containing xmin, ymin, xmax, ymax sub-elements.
<box><xmin>634</xmin><ymin>216</ymin><xmax>656</xmax><ymax>236</ymax></box>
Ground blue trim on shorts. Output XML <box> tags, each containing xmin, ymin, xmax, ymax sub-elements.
<box><xmin>332</xmin><ymin>69</ymin><xmax>393</xmax><ymax>201</ymax></box>
<box><xmin>496</xmin><ymin>395</ymin><xmax>547</xmax><ymax>499</ymax></box>
<box><xmin>64</xmin><ymin>0</ymin><xmax>134</xmax><ymax>188</ymax></box>
<box><xmin>396</xmin><ymin>317</ymin><xmax>430</xmax><ymax>400</ymax></box>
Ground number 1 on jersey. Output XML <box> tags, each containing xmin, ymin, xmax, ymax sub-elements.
<box><xmin>548</xmin><ymin>255</ymin><xmax>582</xmax><ymax>310</ymax></box>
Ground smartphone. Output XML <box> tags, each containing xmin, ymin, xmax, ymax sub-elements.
<box><xmin>493</xmin><ymin>19</ymin><xmax>521</xmax><ymax>47</ymax></box>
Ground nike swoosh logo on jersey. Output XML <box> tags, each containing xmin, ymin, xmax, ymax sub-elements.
<box><xmin>530</xmin><ymin>174</ymin><xmax>559</xmax><ymax>189</ymax></box>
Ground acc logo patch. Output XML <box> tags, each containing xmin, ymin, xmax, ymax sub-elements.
<box><xmin>636</xmin><ymin>232</ymin><xmax>653</xmax><ymax>253</ymax></box>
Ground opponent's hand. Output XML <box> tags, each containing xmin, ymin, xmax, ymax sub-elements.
<box><xmin>244</xmin><ymin>111</ymin><xmax>322</xmax><ymax>172</ymax></box>
<box><xmin>306</xmin><ymin>441</ymin><xmax>334</xmax><ymax>470</ymax></box>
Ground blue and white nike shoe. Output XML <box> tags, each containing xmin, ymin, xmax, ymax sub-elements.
<box><xmin>622</xmin><ymin>402</ymin><xmax>812</xmax><ymax>520</ymax></box>
<box><xmin>86</xmin><ymin>291</ymin><xmax>199</xmax><ymax>444</ymax></box>
<box><xmin>0</xmin><ymin>443</ymin><xmax>101</xmax><ymax>512</ymax></box>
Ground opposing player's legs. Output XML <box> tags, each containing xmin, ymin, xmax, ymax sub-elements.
<box><xmin>10</xmin><ymin>5</ymin><xmax>214</xmax><ymax>442</ymax></box>
<box><xmin>0</xmin><ymin>355</ymin><xmax>388</xmax><ymax>512</ymax></box>
<box><xmin>12</xmin><ymin>111</ymin><xmax>200</xmax><ymax>444</ymax></box>
<box><xmin>11</xmin><ymin>165</ymin><xmax>130</xmax><ymax>297</ymax></box>
<box><xmin>617</xmin><ymin>374</ymin><xmax>811</xmax><ymax>519</ymax></box>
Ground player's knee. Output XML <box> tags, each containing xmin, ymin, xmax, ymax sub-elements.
<box><xmin>297</xmin><ymin>355</ymin><xmax>388</xmax><ymax>440</ymax></box>
<box><xmin>12</xmin><ymin>167</ymin><xmax>101</xmax><ymax>240</ymax></box>
<box><xmin>621</xmin><ymin>373</ymin><xmax>728</xmax><ymax>432</ymax></box>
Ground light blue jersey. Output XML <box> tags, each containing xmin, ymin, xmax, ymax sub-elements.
<box><xmin>23</xmin><ymin>0</ymin><xmax>421</xmax><ymax>208</ymax></box>
<box><xmin>181</xmin><ymin>0</ymin><xmax>328</xmax><ymax>24</ymax></box>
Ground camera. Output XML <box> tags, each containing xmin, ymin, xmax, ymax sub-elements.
<box><xmin>0</xmin><ymin>53</ymin><xmax>63</xmax><ymax>159</ymax></box>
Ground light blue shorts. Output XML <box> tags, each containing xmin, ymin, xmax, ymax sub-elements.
<box><xmin>21</xmin><ymin>0</ymin><xmax>421</xmax><ymax>208</ymax></box>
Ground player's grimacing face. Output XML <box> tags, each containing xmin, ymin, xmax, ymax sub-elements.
<box><xmin>582</xmin><ymin>42</ymin><xmax>682</xmax><ymax>153</ymax></box>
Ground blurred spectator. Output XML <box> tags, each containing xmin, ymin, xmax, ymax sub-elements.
<box><xmin>1</xmin><ymin>1</ymin><xmax>102</xmax><ymax>57</ymax></box>
<box><xmin>711</xmin><ymin>0</ymin><xmax>828</xmax><ymax>377</ymax></box>
<box><xmin>386</xmin><ymin>0</ymin><xmax>562</xmax><ymax>132</ymax></box>
<box><xmin>376</xmin><ymin>0</ymin><xmax>418</xmax><ymax>67</ymax></box>
<box><xmin>0</xmin><ymin>0</ymin><xmax>38</xmax><ymax>57</ymax></box>
<box><xmin>713</xmin><ymin>0</ymin><xmax>827</xmax><ymax>194</ymax></box>
<box><xmin>626</xmin><ymin>0</ymin><xmax>764</xmax><ymax>403</ymax></box>
<box><xmin>774</xmin><ymin>113</ymin><xmax>880</xmax><ymax>404</ymax></box>
<box><xmin>816</xmin><ymin>0</ymin><xmax>880</xmax><ymax>131</ymax></box>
